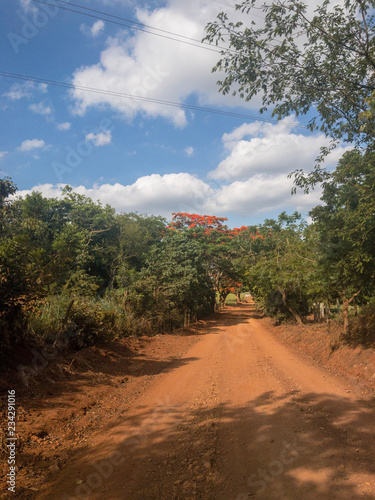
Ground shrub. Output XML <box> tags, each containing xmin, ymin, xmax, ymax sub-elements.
<box><xmin>343</xmin><ymin>301</ymin><xmax>375</xmax><ymax>347</ymax></box>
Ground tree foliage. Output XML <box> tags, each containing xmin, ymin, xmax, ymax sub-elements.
<box><xmin>2</xmin><ymin>163</ymin><xmax>375</xmax><ymax>367</ymax></box>
<box><xmin>310</xmin><ymin>149</ymin><xmax>375</xmax><ymax>331</ymax></box>
<box><xmin>204</xmin><ymin>0</ymin><xmax>375</xmax><ymax>146</ymax></box>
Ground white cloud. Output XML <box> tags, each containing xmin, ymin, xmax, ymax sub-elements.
<box><xmin>69</xmin><ymin>0</ymin><xmax>349</xmax><ymax>128</ymax></box>
<box><xmin>13</xmin><ymin>114</ymin><xmax>342</xmax><ymax>219</ymax></box>
<box><xmin>15</xmin><ymin>173</ymin><xmax>214</xmax><ymax>217</ymax></box>
<box><xmin>18</xmin><ymin>139</ymin><xmax>46</xmax><ymax>152</ymax></box>
<box><xmin>4</xmin><ymin>82</ymin><xmax>35</xmax><ymax>100</ymax></box>
<box><xmin>57</xmin><ymin>122</ymin><xmax>71</xmax><ymax>131</ymax></box>
<box><xmin>14</xmin><ymin>170</ymin><xmax>322</xmax><ymax>220</ymax></box>
<box><xmin>70</xmin><ymin>0</ymin><xmax>254</xmax><ymax>127</ymax></box>
<box><xmin>4</xmin><ymin>82</ymin><xmax>47</xmax><ymax>100</ymax></box>
<box><xmin>29</xmin><ymin>102</ymin><xmax>53</xmax><ymax>116</ymax></box>
<box><xmin>209</xmin><ymin>117</ymin><xmax>351</xmax><ymax>181</ymax></box>
<box><xmin>0</xmin><ymin>151</ymin><xmax>8</xmax><ymax>160</ymax></box>
<box><xmin>85</xmin><ymin>130</ymin><xmax>112</xmax><ymax>146</ymax></box>
<box><xmin>184</xmin><ymin>146</ymin><xmax>194</xmax><ymax>157</ymax></box>
<box><xmin>80</xmin><ymin>20</ymin><xmax>105</xmax><ymax>37</ymax></box>
<box><xmin>205</xmin><ymin>174</ymin><xmax>322</xmax><ymax>216</ymax></box>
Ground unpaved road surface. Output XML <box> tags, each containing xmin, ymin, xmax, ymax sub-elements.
<box><xmin>28</xmin><ymin>304</ymin><xmax>375</xmax><ymax>499</ymax></box>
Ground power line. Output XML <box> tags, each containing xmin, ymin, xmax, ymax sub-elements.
<box><xmin>212</xmin><ymin>0</ymin><xmax>266</xmax><ymax>20</ymax></box>
<box><xmin>0</xmin><ymin>70</ymin><xmax>306</xmax><ymax>128</ymax></box>
<box><xmin>31</xmin><ymin>0</ymin><xmax>228</xmax><ymax>54</ymax></box>
<box><xmin>56</xmin><ymin>0</ymin><xmax>220</xmax><ymax>44</ymax></box>
<box><xmin>32</xmin><ymin>0</ymin><xmax>283</xmax><ymax>57</ymax></box>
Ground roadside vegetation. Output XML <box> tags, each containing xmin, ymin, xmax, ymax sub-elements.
<box><xmin>1</xmin><ymin>173</ymin><xmax>374</xmax><ymax>370</ymax></box>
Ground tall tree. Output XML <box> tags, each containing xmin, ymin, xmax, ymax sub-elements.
<box><xmin>310</xmin><ymin>149</ymin><xmax>375</xmax><ymax>332</ymax></box>
<box><xmin>136</xmin><ymin>232</ymin><xmax>215</xmax><ymax>328</ymax></box>
<box><xmin>166</xmin><ymin>213</ymin><xmax>247</xmax><ymax>308</ymax></box>
<box><xmin>204</xmin><ymin>0</ymin><xmax>375</xmax><ymax>186</ymax></box>
<box><xmin>239</xmin><ymin>213</ymin><xmax>316</xmax><ymax>323</ymax></box>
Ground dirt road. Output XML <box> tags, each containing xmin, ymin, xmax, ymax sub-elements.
<box><xmin>34</xmin><ymin>303</ymin><xmax>375</xmax><ymax>500</ymax></box>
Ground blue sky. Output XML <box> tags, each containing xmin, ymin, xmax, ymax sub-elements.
<box><xmin>1</xmin><ymin>0</ymin><xmax>350</xmax><ymax>226</ymax></box>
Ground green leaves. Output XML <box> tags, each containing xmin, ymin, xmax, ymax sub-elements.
<box><xmin>204</xmin><ymin>0</ymin><xmax>375</xmax><ymax>150</ymax></box>
<box><xmin>310</xmin><ymin>148</ymin><xmax>375</xmax><ymax>302</ymax></box>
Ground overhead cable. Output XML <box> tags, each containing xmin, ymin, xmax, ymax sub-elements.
<box><xmin>0</xmin><ymin>70</ymin><xmax>306</xmax><ymax>128</ymax></box>
<box><xmin>31</xmin><ymin>0</ymin><xmax>228</xmax><ymax>54</ymax></box>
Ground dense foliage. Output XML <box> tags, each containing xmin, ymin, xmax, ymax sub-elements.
<box><xmin>0</xmin><ymin>185</ymin><xmax>215</xmax><ymax>367</ymax></box>
<box><xmin>1</xmin><ymin>163</ymin><xmax>374</xmax><ymax>369</ymax></box>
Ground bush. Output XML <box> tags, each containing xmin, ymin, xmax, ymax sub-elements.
<box><xmin>25</xmin><ymin>293</ymin><xmax>131</xmax><ymax>351</ymax></box>
<box><xmin>343</xmin><ymin>301</ymin><xmax>375</xmax><ymax>347</ymax></box>
<box><xmin>264</xmin><ymin>288</ymin><xmax>309</xmax><ymax>324</ymax></box>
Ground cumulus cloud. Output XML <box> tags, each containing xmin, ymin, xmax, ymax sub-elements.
<box><xmin>184</xmin><ymin>146</ymin><xmax>194</xmax><ymax>157</ymax></box>
<box><xmin>0</xmin><ymin>151</ymin><xmax>8</xmax><ymax>160</ymax></box>
<box><xmin>14</xmin><ymin>169</ymin><xmax>322</xmax><ymax>220</ymax></box>
<box><xmin>18</xmin><ymin>139</ymin><xmax>46</xmax><ymax>152</ymax></box>
<box><xmin>80</xmin><ymin>20</ymin><xmax>105</xmax><ymax>37</ymax></box>
<box><xmin>209</xmin><ymin>117</ymin><xmax>351</xmax><ymax>181</ymax></box>
<box><xmin>57</xmin><ymin>122</ymin><xmax>71</xmax><ymax>131</ymax></box>
<box><xmin>29</xmin><ymin>102</ymin><xmax>53</xmax><ymax>116</ymax></box>
<box><xmin>13</xmin><ymin>115</ymin><xmax>340</xmax><ymax>219</ymax></box>
<box><xmin>15</xmin><ymin>173</ymin><xmax>214</xmax><ymax>217</ymax></box>
<box><xmin>70</xmin><ymin>0</ymin><xmax>254</xmax><ymax>127</ymax></box>
<box><xmin>85</xmin><ymin>130</ymin><xmax>112</xmax><ymax>146</ymax></box>
<box><xmin>205</xmin><ymin>174</ymin><xmax>322</xmax><ymax>216</ymax></box>
<box><xmin>69</xmin><ymin>0</ymin><xmax>347</xmax><ymax>128</ymax></box>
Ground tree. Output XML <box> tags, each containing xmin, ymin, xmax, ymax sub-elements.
<box><xmin>241</xmin><ymin>213</ymin><xmax>316</xmax><ymax>323</ymax></box>
<box><xmin>310</xmin><ymin>149</ymin><xmax>375</xmax><ymax>332</ymax></box>
<box><xmin>136</xmin><ymin>232</ymin><xmax>215</xmax><ymax>329</ymax></box>
<box><xmin>116</xmin><ymin>212</ymin><xmax>166</xmax><ymax>273</ymax></box>
<box><xmin>165</xmin><ymin>213</ymin><xmax>248</xmax><ymax>309</ymax></box>
<box><xmin>0</xmin><ymin>176</ymin><xmax>17</xmax><ymax>234</ymax></box>
<box><xmin>204</xmin><ymin>0</ymin><xmax>375</xmax><ymax>185</ymax></box>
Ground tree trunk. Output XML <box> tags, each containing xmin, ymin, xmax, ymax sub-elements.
<box><xmin>320</xmin><ymin>302</ymin><xmax>325</xmax><ymax>319</ymax></box>
<box><xmin>277</xmin><ymin>286</ymin><xmax>304</xmax><ymax>326</ymax></box>
<box><xmin>341</xmin><ymin>290</ymin><xmax>361</xmax><ymax>336</ymax></box>
<box><xmin>184</xmin><ymin>310</ymin><xmax>191</xmax><ymax>327</ymax></box>
<box><xmin>53</xmin><ymin>299</ymin><xmax>74</xmax><ymax>348</ymax></box>
<box><xmin>342</xmin><ymin>299</ymin><xmax>349</xmax><ymax>335</ymax></box>
<box><xmin>220</xmin><ymin>295</ymin><xmax>226</xmax><ymax>310</ymax></box>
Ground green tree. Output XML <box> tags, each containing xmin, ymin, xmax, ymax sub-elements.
<box><xmin>243</xmin><ymin>213</ymin><xmax>316</xmax><ymax>323</ymax></box>
<box><xmin>205</xmin><ymin>0</ymin><xmax>375</xmax><ymax>189</ymax></box>
<box><xmin>0</xmin><ymin>176</ymin><xmax>17</xmax><ymax>233</ymax></box>
<box><xmin>135</xmin><ymin>233</ymin><xmax>215</xmax><ymax>329</ymax></box>
<box><xmin>165</xmin><ymin>213</ymin><xmax>246</xmax><ymax>309</ymax></box>
<box><xmin>205</xmin><ymin>0</ymin><xmax>375</xmax><ymax>144</ymax></box>
<box><xmin>310</xmin><ymin>149</ymin><xmax>375</xmax><ymax>332</ymax></box>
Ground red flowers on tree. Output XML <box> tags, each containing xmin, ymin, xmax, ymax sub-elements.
<box><xmin>164</xmin><ymin>213</ymin><xmax>269</xmax><ymax>309</ymax></box>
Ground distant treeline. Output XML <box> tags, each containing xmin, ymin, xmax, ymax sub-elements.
<box><xmin>1</xmin><ymin>149</ymin><xmax>374</xmax><ymax>368</ymax></box>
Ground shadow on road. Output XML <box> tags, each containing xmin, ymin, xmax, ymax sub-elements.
<box><xmin>35</xmin><ymin>389</ymin><xmax>375</xmax><ymax>500</ymax></box>
<box><xmin>11</xmin><ymin>304</ymin><xmax>259</xmax><ymax>406</ymax></box>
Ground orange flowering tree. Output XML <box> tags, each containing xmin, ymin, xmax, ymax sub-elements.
<box><xmin>164</xmin><ymin>213</ymin><xmax>263</xmax><ymax>309</ymax></box>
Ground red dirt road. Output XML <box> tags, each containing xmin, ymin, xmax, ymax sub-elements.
<box><xmin>29</xmin><ymin>303</ymin><xmax>375</xmax><ymax>499</ymax></box>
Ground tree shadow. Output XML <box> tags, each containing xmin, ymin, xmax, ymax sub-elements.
<box><xmin>33</xmin><ymin>390</ymin><xmax>375</xmax><ymax>500</ymax></box>
<box><xmin>5</xmin><ymin>303</ymin><xmax>264</xmax><ymax>409</ymax></box>
<box><xmin>340</xmin><ymin>329</ymin><xmax>375</xmax><ymax>350</ymax></box>
<box><xmin>11</xmin><ymin>351</ymin><xmax>201</xmax><ymax>409</ymax></box>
